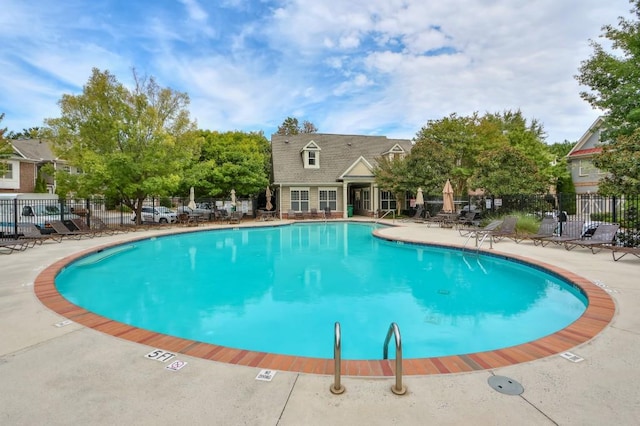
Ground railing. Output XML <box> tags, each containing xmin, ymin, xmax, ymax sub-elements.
<box><xmin>375</xmin><ymin>210</ymin><xmax>395</xmax><ymax>224</ymax></box>
<box><xmin>330</xmin><ymin>322</ymin><xmax>345</xmax><ymax>394</ymax></box>
<box><xmin>383</xmin><ymin>322</ymin><xmax>406</xmax><ymax>395</ymax></box>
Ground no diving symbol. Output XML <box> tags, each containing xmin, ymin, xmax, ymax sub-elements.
<box><xmin>165</xmin><ymin>360</ymin><xmax>188</xmax><ymax>372</ymax></box>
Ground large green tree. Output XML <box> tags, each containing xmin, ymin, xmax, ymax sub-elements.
<box><xmin>576</xmin><ymin>0</ymin><xmax>640</xmax><ymax>194</ymax></box>
<box><xmin>412</xmin><ymin>111</ymin><xmax>551</xmax><ymax>197</ymax></box>
<box><xmin>182</xmin><ymin>130</ymin><xmax>270</xmax><ymax>199</ymax></box>
<box><xmin>44</xmin><ymin>68</ymin><xmax>199</xmax><ymax>223</ymax></box>
<box><xmin>470</xmin><ymin>146</ymin><xmax>548</xmax><ymax>196</ymax></box>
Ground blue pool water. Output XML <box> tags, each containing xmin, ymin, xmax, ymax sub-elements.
<box><xmin>56</xmin><ymin>222</ymin><xmax>587</xmax><ymax>360</ymax></box>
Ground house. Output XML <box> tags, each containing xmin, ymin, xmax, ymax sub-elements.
<box><xmin>271</xmin><ymin>133</ymin><xmax>413</xmax><ymax>218</ymax></box>
<box><xmin>566</xmin><ymin>116</ymin><xmax>606</xmax><ymax>194</ymax></box>
<box><xmin>0</xmin><ymin>139</ymin><xmax>75</xmax><ymax>194</ymax></box>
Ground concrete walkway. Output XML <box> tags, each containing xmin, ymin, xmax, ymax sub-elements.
<box><xmin>1</xmin><ymin>220</ymin><xmax>639</xmax><ymax>425</ymax></box>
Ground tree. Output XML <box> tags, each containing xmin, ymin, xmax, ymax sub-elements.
<box><xmin>470</xmin><ymin>146</ymin><xmax>548</xmax><ymax>196</ymax></box>
<box><xmin>576</xmin><ymin>0</ymin><xmax>640</xmax><ymax>194</ymax></box>
<box><xmin>44</xmin><ymin>68</ymin><xmax>199</xmax><ymax>223</ymax></box>
<box><xmin>0</xmin><ymin>113</ymin><xmax>13</xmax><ymax>176</ymax></box>
<box><xmin>275</xmin><ymin>117</ymin><xmax>317</xmax><ymax>135</ymax></box>
<box><xmin>373</xmin><ymin>155</ymin><xmax>409</xmax><ymax>215</ymax></box>
<box><xmin>182</xmin><ymin>130</ymin><xmax>270</xmax><ymax>199</ymax></box>
<box><xmin>403</xmin><ymin>138</ymin><xmax>456</xmax><ymax>195</ymax></box>
<box><xmin>6</xmin><ymin>127</ymin><xmax>42</xmax><ymax>139</ymax></box>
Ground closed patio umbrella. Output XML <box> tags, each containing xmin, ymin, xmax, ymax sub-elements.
<box><xmin>188</xmin><ymin>187</ymin><xmax>196</xmax><ymax>210</ymax></box>
<box><xmin>265</xmin><ymin>186</ymin><xmax>273</xmax><ymax>211</ymax></box>
<box><xmin>231</xmin><ymin>189</ymin><xmax>236</xmax><ymax>210</ymax></box>
<box><xmin>415</xmin><ymin>187</ymin><xmax>424</xmax><ymax>206</ymax></box>
<box><xmin>442</xmin><ymin>179</ymin><xmax>455</xmax><ymax>213</ymax></box>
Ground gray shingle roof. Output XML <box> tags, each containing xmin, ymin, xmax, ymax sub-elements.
<box><xmin>271</xmin><ymin>133</ymin><xmax>412</xmax><ymax>184</ymax></box>
<box><xmin>10</xmin><ymin>139</ymin><xmax>57</xmax><ymax>162</ymax></box>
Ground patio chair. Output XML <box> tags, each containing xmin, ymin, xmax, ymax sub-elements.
<box><xmin>49</xmin><ymin>220</ymin><xmax>94</xmax><ymax>239</ymax></box>
<box><xmin>488</xmin><ymin>216</ymin><xmax>523</xmax><ymax>242</ymax></box>
<box><xmin>535</xmin><ymin>220</ymin><xmax>585</xmax><ymax>247</ymax></box>
<box><xmin>228</xmin><ymin>211</ymin><xmax>243</xmax><ymax>224</ymax></box>
<box><xmin>564</xmin><ymin>223</ymin><xmax>620</xmax><ymax>254</ymax></box>
<box><xmin>402</xmin><ymin>206</ymin><xmax>424</xmax><ymax>222</ymax></box>
<box><xmin>71</xmin><ymin>218</ymin><xmax>102</xmax><ymax>236</ymax></box>
<box><xmin>525</xmin><ymin>217</ymin><xmax>558</xmax><ymax>245</ymax></box>
<box><xmin>90</xmin><ymin>217</ymin><xmax>122</xmax><ymax>234</ymax></box>
<box><xmin>0</xmin><ymin>238</ymin><xmax>31</xmax><ymax>254</ymax></box>
<box><xmin>309</xmin><ymin>208</ymin><xmax>319</xmax><ymax>219</ymax></box>
<box><xmin>462</xmin><ymin>219</ymin><xmax>504</xmax><ymax>248</ymax></box>
<box><xmin>607</xmin><ymin>245</ymin><xmax>640</xmax><ymax>261</ymax></box>
<box><xmin>17</xmin><ymin>223</ymin><xmax>63</xmax><ymax>244</ymax></box>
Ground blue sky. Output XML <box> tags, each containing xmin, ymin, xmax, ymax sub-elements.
<box><xmin>0</xmin><ymin>0</ymin><xmax>633</xmax><ymax>143</ymax></box>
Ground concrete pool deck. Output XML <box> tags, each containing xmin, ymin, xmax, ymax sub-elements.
<box><xmin>1</xmin><ymin>219</ymin><xmax>639</xmax><ymax>425</ymax></box>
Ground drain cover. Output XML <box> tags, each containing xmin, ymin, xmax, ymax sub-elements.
<box><xmin>488</xmin><ymin>376</ymin><xmax>524</xmax><ymax>395</ymax></box>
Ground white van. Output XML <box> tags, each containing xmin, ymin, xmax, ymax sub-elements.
<box><xmin>0</xmin><ymin>193</ymin><xmax>78</xmax><ymax>232</ymax></box>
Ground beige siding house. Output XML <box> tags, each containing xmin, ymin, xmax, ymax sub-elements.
<box><xmin>566</xmin><ymin>117</ymin><xmax>606</xmax><ymax>195</ymax></box>
<box><xmin>271</xmin><ymin>133</ymin><xmax>412</xmax><ymax>219</ymax></box>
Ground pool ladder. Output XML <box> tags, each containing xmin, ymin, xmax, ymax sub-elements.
<box><xmin>330</xmin><ymin>322</ymin><xmax>406</xmax><ymax>396</ymax></box>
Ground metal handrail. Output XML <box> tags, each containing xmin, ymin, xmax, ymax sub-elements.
<box><xmin>375</xmin><ymin>210</ymin><xmax>395</xmax><ymax>224</ymax></box>
<box><xmin>330</xmin><ymin>322</ymin><xmax>345</xmax><ymax>394</ymax></box>
<box><xmin>383</xmin><ymin>322</ymin><xmax>407</xmax><ymax>395</ymax></box>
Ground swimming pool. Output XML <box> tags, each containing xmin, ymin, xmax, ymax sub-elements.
<box><xmin>55</xmin><ymin>222</ymin><xmax>587</xmax><ymax>360</ymax></box>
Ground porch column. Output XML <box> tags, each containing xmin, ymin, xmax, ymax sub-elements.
<box><xmin>342</xmin><ymin>181</ymin><xmax>348</xmax><ymax>219</ymax></box>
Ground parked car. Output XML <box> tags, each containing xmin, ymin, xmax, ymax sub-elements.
<box><xmin>176</xmin><ymin>205</ymin><xmax>213</xmax><ymax>219</ymax></box>
<box><xmin>131</xmin><ymin>206</ymin><xmax>178</xmax><ymax>224</ymax></box>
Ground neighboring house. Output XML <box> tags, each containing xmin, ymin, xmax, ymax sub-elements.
<box><xmin>0</xmin><ymin>139</ymin><xmax>75</xmax><ymax>194</ymax></box>
<box><xmin>566</xmin><ymin>116</ymin><xmax>607</xmax><ymax>195</ymax></box>
<box><xmin>271</xmin><ymin>133</ymin><xmax>413</xmax><ymax>219</ymax></box>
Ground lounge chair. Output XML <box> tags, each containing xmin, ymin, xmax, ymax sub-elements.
<box><xmin>526</xmin><ymin>217</ymin><xmax>558</xmax><ymax>245</ymax></box>
<box><xmin>71</xmin><ymin>218</ymin><xmax>103</xmax><ymax>236</ymax></box>
<box><xmin>309</xmin><ymin>208</ymin><xmax>319</xmax><ymax>219</ymax></box>
<box><xmin>535</xmin><ymin>220</ymin><xmax>585</xmax><ymax>247</ymax></box>
<box><xmin>49</xmin><ymin>220</ymin><xmax>94</xmax><ymax>239</ymax></box>
<box><xmin>462</xmin><ymin>219</ymin><xmax>503</xmax><ymax>247</ymax></box>
<box><xmin>564</xmin><ymin>223</ymin><xmax>620</xmax><ymax>254</ymax></box>
<box><xmin>90</xmin><ymin>217</ymin><xmax>122</xmax><ymax>234</ymax></box>
<box><xmin>17</xmin><ymin>223</ymin><xmax>63</xmax><ymax>244</ymax></box>
<box><xmin>228</xmin><ymin>211</ymin><xmax>243</xmax><ymax>224</ymax></box>
<box><xmin>402</xmin><ymin>206</ymin><xmax>424</xmax><ymax>222</ymax></box>
<box><xmin>323</xmin><ymin>207</ymin><xmax>332</xmax><ymax>219</ymax></box>
<box><xmin>0</xmin><ymin>238</ymin><xmax>31</xmax><ymax>254</ymax></box>
<box><xmin>607</xmin><ymin>245</ymin><xmax>640</xmax><ymax>261</ymax></box>
<box><xmin>489</xmin><ymin>216</ymin><xmax>522</xmax><ymax>243</ymax></box>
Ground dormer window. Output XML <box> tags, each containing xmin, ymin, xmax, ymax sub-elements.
<box><xmin>382</xmin><ymin>143</ymin><xmax>406</xmax><ymax>161</ymax></box>
<box><xmin>301</xmin><ymin>141</ymin><xmax>321</xmax><ymax>169</ymax></box>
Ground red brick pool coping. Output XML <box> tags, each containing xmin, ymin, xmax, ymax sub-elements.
<box><xmin>34</xmin><ymin>232</ymin><xmax>615</xmax><ymax>377</ymax></box>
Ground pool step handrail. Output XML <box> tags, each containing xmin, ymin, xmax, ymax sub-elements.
<box><xmin>375</xmin><ymin>210</ymin><xmax>395</xmax><ymax>224</ymax></box>
<box><xmin>382</xmin><ymin>322</ymin><xmax>407</xmax><ymax>395</ymax></box>
<box><xmin>330</xmin><ymin>322</ymin><xmax>345</xmax><ymax>394</ymax></box>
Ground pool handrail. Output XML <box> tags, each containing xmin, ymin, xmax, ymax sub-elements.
<box><xmin>383</xmin><ymin>322</ymin><xmax>406</xmax><ymax>395</ymax></box>
<box><xmin>330</xmin><ymin>322</ymin><xmax>345</xmax><ymax>394</ymax></box>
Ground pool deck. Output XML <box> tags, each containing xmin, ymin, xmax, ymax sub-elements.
<box><xmin>1</xmin><ymin>219</ymin><xmax>639</xmax><ymax>425</ymax></box>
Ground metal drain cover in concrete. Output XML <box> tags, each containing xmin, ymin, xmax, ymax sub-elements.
<box><xmin>488</xmin><ymin>376</ymin><xmax>524</xmax><ymax>395</ymax></box>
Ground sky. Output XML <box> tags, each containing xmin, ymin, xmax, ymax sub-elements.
<box><xmin>0</xmin><ymin>0</ymin><xmax>634</xmax><ymax>144</ymax></box>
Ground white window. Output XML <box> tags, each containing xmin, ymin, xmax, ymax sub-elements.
<box><xmin>380</xmin><ymin>191</ymin><xmax>396</xmax><ymax>210</ymax></box>
<box><xmin>0</xmin><ymin>161</ymin><xmax>20</xmax><ymax>189</ymax></box>
<box><xmin>319</xmin><ymin>188</ymin><xmax>337</xmax><ymax>211</ymax></box>
<box><xmin>301</xmin><ymin>141</ymin><xmax>320</xmax><ymax>169</ymax></box>
<box><xmin>1</xmin><ymin>163</ymin><xmax>13</xmax><ymax>179</ymax></box>
<box><xmin>362</xmin><ymin>189</ymin><xmax>370</xmax><ymax>210</ymax></box>
<box><xmin>579</xmin><ymin>160</ymin><xmax>598</xmax><ymax>176</ymax></box>
<box><xmin>291</xmin><ymin>188</ymin><xmax>309</xmax><ymax>211</ymax></box>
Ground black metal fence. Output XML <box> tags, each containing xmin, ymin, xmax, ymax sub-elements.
<box><xmin>2</xmin><ymin>193</ymin><xmax>639</xmax><ymax>246</ymax></box>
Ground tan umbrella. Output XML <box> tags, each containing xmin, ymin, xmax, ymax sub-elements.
<box><xmin>230</xmin><ymin>189</ymin><xmax>236</xmax><ymax>207</ymax></box>
<box><xmin>265</xmin><ymin>186</ymin><xmax>273</xmax><ymax>211</ymax></box>
<box><xmin>415</xmin><ymin>187</ymin><xmax>424</xmax><ymax>206</ymax></box>
<box><xmin>188</xmin><ymin>187</ymin><xmax>196</xmax><ymax>210</ymax></box>
<box><xmin>442</xmin><ymin>179</ymin><xmax>455</xmax><ymax>213</ymax></box>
